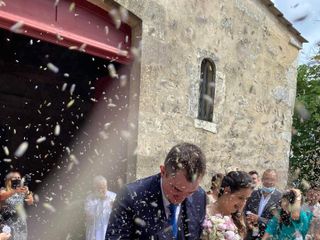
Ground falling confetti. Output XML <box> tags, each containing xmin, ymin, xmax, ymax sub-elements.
<box><xmin>62</xmin><ymin>83</ymin><xmax>67</xmax><ymax>91</ymax></box>
<box><xmin>119</xmin><ymin>7</ymin><xmax>129</xmax><ymax>22</ymax></box>
<box><xmin>43</xmin><ymin>203</ymin><xmax>56</xmax><ymax>213</ymax></box>
<box><xmin>150</xmin><ymin>202</ymin><xmax>158</xmax><ymax>207</ymax></box>
<box><xmin>121</xmin><ymin>130</ymin><xmax>131</xmax><ymax>140</ymax></box>
<box><xmin>56</xmin><ymin>34</ymin><xmax>64</xmax><ymax>41</ymax></box>
<box><xmin>134</xmin><ymin>217</ymin><xmax>146</xmax><ymax>227</ymax></box>
<box><xmin>109</xmin><ymin>9</ymin><xmax>121</xmax><ymax>29</ymax></box>
<box><xmin>14</xmin><ymin>141</ymin><xmax>29</xmax><ymax>157</ymax></box>
<box><xmin>120</xmin><ymin>75</ymin><xmax>128</xmax><ymax>87</ymax></box>
<box><xmin>105</xmin><ymin>26</ymin><xmax>109</xmax><ymax>35</ymax></box>
<box><xmin>107</xmin><ymin>103</ymin><xmax>117</xmax><ymax>108</ymax></box>
<box><xmin>69</xmin><ymin>2</ymin><xmax>75</xmax><ymax>12</ymax></box>
<box><xmin>203</xmin><ymin>94</ymin><xmax>214</xmax><ymax>105</ymax></box>
<box><xmin>99</xmin><ymin>131</ymin><xmax>109</xmax><ymax>139</ymax></box>
<box><xmin>108</xmin><ymin>64</ymin><xmax>118</xmax><ymax>78</ymax></box>
<box><xmin>79</xmin><ymin>43</ymin><xmax>87</xmax><ymax>52</ymax></box>
<box><xmin>69</xmin><ymin>46</ymin><xmax>78</xmax><ymax>50</ymax></box>
<box><xmin>54</xmin><ymin>124</ymin><xmax>61</xmax><ymax>136</ymax></box>
<box><xmin>47</xmin><ymin>63</ymin><xmax>59</xmax><ymax>73</ymax></box>
<box><xmin>117</xmin><ymin>49</ymin><xmax>129</xmax><ymax>57</ymax></box>
<box><xmin>67</xmin><ymin>162</ymin><xmax>74</xmax><ymax>172</ymax></box>
<box><xmin>67</xmin><ymin>99</ymin><xmax>75</xmax><ymax>108</ymax></box>
<box><xmin>301</xmin><ymin>179</ymin><xmax>311</xmax><ymax>190</ymax></box>
<box><xmin>70</xmin><ymin>84</ymin><xmax>76</xmax><ymax>95</ymax></box>
<box><xmin>2</xmin><ymin>146</ymin><xmax>9</xmax><ymax>156</ymax></box>
<box><xmin>10</xmin><ymin>21</ymin><xmax>24</xmax><ymax>33</ymax></box>
<box><xmin>66</xmin><ymin>234</ymin><xmax>72</xmax><ymax>240</ymax></box>
<box><xmin>33</xmin><ymin>194</ymin><xmax>40</xmax><ymax>202</ymax></box>
<box><xmin>104</xmin><ymin>122</ymin><xmax>111</xmax><ymax>130</ymax></box>
<box><xmin>36</xmin><ymin>136</ymin><xmax>46</xmax><ymax>143</ymax></box>
<box><xmin>70</xmin><ymin>154</ymin><xmax>79</xmax><ymax>165</ymax></box>
<box><xmin>295</xmin><ymin>101</ymin><xmax>310</xmax><ymax>121</ymax></box>
<box><xmin>131</xmin><ymin>47</ymin><xmax>141</xmax><ymax>61</ymax></box>
<box><xmin>291</xmin><ymin>3</ymin><xmax>311</xmax><ymax>22</ymax></box>
<box><xmin>293</xmin><ymin>14</ymin><xmax>309</xmax><ymax>22</ymax></box>
<box><xmin>117</xmin><ymin>178</ymin><xmax>124</xmax><ymax>188</ymax></box>
<box><xmin>65</xmin><ymin>147</ymin><xmax>71</xmax><ymax>155</ymax></box>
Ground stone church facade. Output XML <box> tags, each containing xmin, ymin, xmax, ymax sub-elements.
<box><xmin>112</xmin><ymin>0</ymin><xmax>306</xmax><ymax>187</ymax></box>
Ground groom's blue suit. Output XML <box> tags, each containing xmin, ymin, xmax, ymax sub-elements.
<box><xmin>105</xmin><ymin>173</ymin><xmax>206</xmax><ymax>240</ymax></box>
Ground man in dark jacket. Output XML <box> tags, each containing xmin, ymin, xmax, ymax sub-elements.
<box><xmin>244</xmin><ymin>169</ymin><xmax>282</xmax><ymax>239</ymax></box>
<box><xmin>105</xmin><ymin>143</ymin><xmax>207</xmax><ymax>240</ymax></box>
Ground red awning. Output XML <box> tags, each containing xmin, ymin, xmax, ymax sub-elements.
<box><xmin>0</xmin><ymin>0</ymin><xmax>132</xmax><ymax>64</ymax></box>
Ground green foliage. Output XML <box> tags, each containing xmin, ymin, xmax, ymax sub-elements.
<box><xmin>290</xmin><ymin>64</ymin><xmax>320</xmax><ymax>187</ymax></box>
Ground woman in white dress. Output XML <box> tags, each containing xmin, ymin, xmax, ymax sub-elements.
<box><xmin>202</xmin><ymin>171</ymin><xmax>253</xmax><ymax>240</ymax></box>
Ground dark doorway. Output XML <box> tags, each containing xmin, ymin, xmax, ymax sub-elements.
<box><xmin>0</xmin><ymin>28</ymin><xmax>131</xmax><ymax>239</ymax></box>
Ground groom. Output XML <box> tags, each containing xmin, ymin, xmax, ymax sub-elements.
<box><xmin>105</xmin><ymin>143</ymin><xmax>207</xmax><ymax>239</ymax></box>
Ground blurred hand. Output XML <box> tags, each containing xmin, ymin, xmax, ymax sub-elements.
<box><xmin>291</xmin><ymin>210</ymin><xmax>300</xmax><ymax>220</ymax></box>
<box><xmin>0</xmin><ymin>232</ymin><xmax>11</xmax><ymax>240</ymax></box>
<box><xmin>246</xmin><ymin>213</ymin><xmax>259</xmax><ymax>223</ymax></box>
<box><xmin>25</xmin><ymin>191</ymin><xmax>34</xmax><ymax>205</ymax></box>
<box><xmin>14</xmin><ymin>186</ymin><xmax>28</xmax><ymax>194</ymax></box>
<box><xmin>246</xmin><ymin>220</ymin><xmax>254</xmax><ymax>230</ymax></box>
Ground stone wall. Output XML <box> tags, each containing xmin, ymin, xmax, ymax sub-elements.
<box><xmin>113</xmin><ymin>0</ymin><xmax>301</xmax><ymax>188</ymax></box>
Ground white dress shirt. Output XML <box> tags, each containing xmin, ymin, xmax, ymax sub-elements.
<box><xmin>160</xmin><ymin>178</ymin><xmax>181</xmax><ymax>221</ymax></box>
<box><xmin>258</xmin><ymin>191</ymin><xmax>272</xmax><ymax>217</ymax></box>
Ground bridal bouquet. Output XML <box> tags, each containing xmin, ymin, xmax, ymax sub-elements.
<box><xmin>202</xmin><ymin>214</ymin><xmax>241</xmax><ymax>240</ymax></box>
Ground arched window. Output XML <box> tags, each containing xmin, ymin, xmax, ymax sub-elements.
<box><xmin>198</xmin><ymin>58</ymin><xmax>216</xmax><ymax>121</ymax></box>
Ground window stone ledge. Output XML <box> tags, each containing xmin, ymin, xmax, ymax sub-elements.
<box><xmin>194</xmin><ymin>119</ymin><xmax>217</xmax><ymax>133</ymax></box>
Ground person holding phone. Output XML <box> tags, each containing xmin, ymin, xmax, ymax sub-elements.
<box><xmin>0</xmin><ymin>171</ymin><xmax>33</xmax><ymax>240</ymax></box>
<box><xmin>261</xmin><ymin>189</ymin><xmax>310</xmax><ymax>240</ymax></box>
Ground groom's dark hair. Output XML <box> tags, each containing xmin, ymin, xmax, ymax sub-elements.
<box><xmin>164</xmin><ymin>142</ymin><xmax>206</xmax><ymax>182</ymax></box>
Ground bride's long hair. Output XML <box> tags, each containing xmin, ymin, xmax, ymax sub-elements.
<box><xmin>218</xmin><ymin>171</ymin><xmax>253</xmax><ymax>237</ymax></box>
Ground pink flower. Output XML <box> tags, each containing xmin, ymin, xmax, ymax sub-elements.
<box><xmin>224</xmin><ymin>230</ymin><xmax>236</xmax><ymax>240</ymax></box>
<box><xmin>217</xmin><ymin>223</ymin><xmax>227</xmax><ymax>231</ymax></box>
<box><xmin>202</xmin><ymin>218</ymin><xmax>213</xmax><ymax>230</ymax></box>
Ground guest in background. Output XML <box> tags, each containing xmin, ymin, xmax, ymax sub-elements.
<box><xmin>303</xmin><ymin>186</ymin><xmax>320</xmax><ymax>239</ymax></box>
<box><xmin>207</xmin><ymin>173</ymin><xmax>224</xmax><ymax>203</ymax></box>
<box><xmin>202</xmin><ymin>171</ymin><xmax>253</xmax><ymax>239</ymax></box>
<box><xmin>84</xmin><ymin>175</ymin><xmax>116</xmax><ymax>240</ymax></box>
<box><xmin>244</xmin><ymin>169</ymin><xmax>282</xmax><ymax>239</ymax></box>
<box><xmin>262</xmin><ymin>188</ymin><xmax>310</xmax><ymax>240</ymax></box>
<box><xmin>0</xmin><ymin>171</ymin><xmax>33</xmax><ymax>240</ymax></box>
<box><xmin>249</xmin><ymin>170</ymin><xmax>261</xmax><ymax>190</ymax></box>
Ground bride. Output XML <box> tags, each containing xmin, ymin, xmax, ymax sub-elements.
<box><xmin>202</xmin><ymin>171</ymin><xmax>253</xmax><ymax>240</ymax></box>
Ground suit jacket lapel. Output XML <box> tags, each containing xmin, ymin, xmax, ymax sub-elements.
<box><xmin>253</xmin><ymin>190</ymin><xmax>262</xmax><ymax>214</ymax></box>
<box><xmin>146</xmin><ymin>174</ymin><xmax>167</xmax><ymax>231</ymax></box>
<box><xmin>182</xmin><ymin>196</ymin><xmax>197</xmax><ymax>240</ymax></box>
<box><xmin>154</xmin><ymin>174</ymin><xmax>167</xmax><ymax>221</ymax></box>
